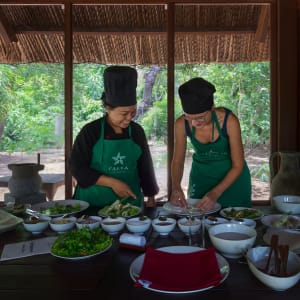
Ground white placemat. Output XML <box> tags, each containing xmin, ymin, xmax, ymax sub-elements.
<box><xmin>0</xmin><ymin>236</ymin><xmax>56</xmax><ymax>261</ymax></box>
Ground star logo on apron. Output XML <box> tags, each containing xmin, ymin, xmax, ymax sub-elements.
<box><xmin>112</xmin><ymin>152</ymin><xmax>126</xmax><ymax>165</ymax></box>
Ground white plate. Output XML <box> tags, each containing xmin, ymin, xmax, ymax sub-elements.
<box><xmin>261</xmin><ymin>214</ymin><xmax>300</xmax><ymax>229</ymax></box>
<box><xmin>163</xmin><ymin>202</ymin><xmax>221</xmax><ymax>217</ymax></box>
<box><xmin>31</xmin><ymin>199</ymin><xmax>89</xmax><ymax>217</ymax></box>
<box><xmin>50</xmin><ymin>243</ymin><xmax>112</xmax><ymax>260</ymax></box>
<box><xmin>129</xmin><ymin>245</ymin><xmax>230</xmax><ymax>294</ymax></box>
<box><xmin>0</xmin><ymin>209</ymin><xmax>23</xmax><ymax>234</ymax></box>
<box><xmin>263</xmin><ymin>228</ymin><xmax>300</xmax><ymax>254</ymax></box>
<box><xmin>219</xmin><ymin>207</ymin><xmax>263</xmax><ymax>220</ymax></box>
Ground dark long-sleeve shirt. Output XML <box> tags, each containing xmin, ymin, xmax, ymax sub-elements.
<box><xmin>69</xmin><ymin>116</ymin><xmax>159</xmax><ymax>197</ymax></box>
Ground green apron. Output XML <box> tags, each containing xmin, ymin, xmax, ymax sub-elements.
<box><xmin>188</xmin><ymin>111</ymin><xmax>251</xmax><ymax>208</ymax></box>
<box><xmin>75</xmin><ymin>118</ymin><xmax>143</xmax><ymax>208</ymax></box>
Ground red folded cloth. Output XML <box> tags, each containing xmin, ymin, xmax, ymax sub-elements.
<box><xmin>136</xmin><ymin>247</ymin><xmax>222</xmax><ymax>291</ymax></box>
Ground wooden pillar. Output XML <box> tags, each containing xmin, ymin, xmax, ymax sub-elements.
<box><xmin>274</xmin><ymin>0</ymin><xmax>299</xmax><ymax>152</ymax></box>
<box><xmin>167</xmin><ymin>3</ymin><xmax>175</xmax><ymax>198</ymax></box>
<box><xmin>64</xmin><ymin>3</ymin><xmax>73</xmax><ymax>199</ymax></box>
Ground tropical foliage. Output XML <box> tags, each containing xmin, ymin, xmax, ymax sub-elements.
<box><xmin>0</xmin><ymin>62</ymin><xmax>270</xmax><ymax>153</ymax></box>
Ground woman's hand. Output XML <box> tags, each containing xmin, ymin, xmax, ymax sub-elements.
<box><xmin>196</xmin><ymin>190</ymin><xmax>220</xmax><ymax>211</ymax></box>
<box><xmin>110</xmin><ymin>178</ymin><xmax>137</xmax><ymax>199</ymax></box>
<box><xmin>170</xmin><ymin>188</ymin><xmax>187</xmax><ymax>207</ymax></box>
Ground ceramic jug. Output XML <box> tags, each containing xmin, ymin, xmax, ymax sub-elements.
<box><xmin>8</xmin><ymin>163</ymin><xmax>44</xmax><ymax>198</ymax></box>
<box><xmin>270</xmin><ymin>151</ymin><xmax>300</xmax><ymax>202</ymax></box>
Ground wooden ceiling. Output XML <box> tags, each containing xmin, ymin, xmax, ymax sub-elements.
<box><xmin>0</xmin><ymin>2</ymin><xmax>270</xmax><ymax>65</ymax></box>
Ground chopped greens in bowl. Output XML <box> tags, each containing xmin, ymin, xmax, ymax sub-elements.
<box><xmin>51</xmin><ymin>227</ymin><xmax>112</xmax><ymax>259</ymax></box>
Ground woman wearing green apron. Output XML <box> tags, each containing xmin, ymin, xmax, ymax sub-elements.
<box><xmin>70</xmin><ymin>66</ymin><xmax>159</xmax><ymax>208</ymax></box>
<box><xmin>170</xmin><ymin>77</ymin><xmax>251</xmax><ymax>210</ymax></box>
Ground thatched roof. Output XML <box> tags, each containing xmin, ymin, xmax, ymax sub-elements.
<box><xmin>0</xmin><ymin>3</ymin><xmax>270</xmax><ymax>65</ymax></box>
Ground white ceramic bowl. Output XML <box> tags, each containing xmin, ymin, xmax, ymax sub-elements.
<box><xmin>152</xmin><ymin>217</ymin><xmax>176</xmax><ymax>236</ymax></box>
<box><xmin>126</xmin><ymin>216</ymin><xmax>151</xmax><ymax>235</ymax></box>
<box><xmin>208</xmin><ymin>223</ymin><xmax>257</xmax><ymax>258</ymax></box>
<box><xmin>23</xmin><ymin>216</ymin><xmax>51</xmax><ymax>235</ymax></box>
<box><xmin>230</xmin><ymin>218</ymin><xmax>256</xmax><ymax>228</ymax></box>
<box><xmin>247</xmin><ymin>246</ymin><xmax>300</xmax><ymax>291</ymax></box>
<box><xmin>204</xmin><ymin>216</ymin><xmax>230</xmax><ymax>230</ymax></box>
<box><xmin>76</xmin><ymin>215</ymin><xmax>102</xmax><ymax>230</ymax></box>
<box><xmin>273</xmin><ymin>195</ymin><xmax>300</xmax><ymax>215</ymax></box>
<box><xmin>49</xmin><ymin>216</ymin><xmax>76</xmax><ymax>233</ymax></box>
<box><xmin>101</xmin><ymin>217</ymin><xmax>126</xmax><ymax>235</ymax></box>
<box><xmin>177</xmin><ymin>217</ymin><xmax>201</xmax><ymax>235</ymax></box>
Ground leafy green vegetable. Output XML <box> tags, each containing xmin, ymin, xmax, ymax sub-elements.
<box><xmin>223</xmin><ymin>208</ymin><xmax>261</xmax><ymax>219</ymax></box>
<box><xmin>99</xmin><ymin>200</ymin><xmax>140</xmax><ymax>218</ymax></box>
<box><xmin>51</xmin><ymin>227</ymin><xmax>112</xmax><ymax>257</ymax></box>
<box><xmin>40</xmin><ymin>203</ymin><xmax>81</xmax><ymax>215</ymax></box>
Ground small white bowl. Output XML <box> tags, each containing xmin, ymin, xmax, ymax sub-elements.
<box><xmin>231</xmin><ymin>218</ymin><xmax>256</xmax><ymax>228</ymax></box>
<box><xmin>208</xmin><ymin>223</ymin><xmax>257</xmax><ymax>258</ymax></box>
<box><xmin>273</xmin><ymin>195</ymin><xmax>300</xmax><ymax>215</ymax></box>
<box><xmin>101</xmin><ymin>217</ymin><xmax>126</xmax><ymax>235</ymax></box>
<box><xmin>126</xmin><ymin>216</ymin><xmax>151</xmax><ymax>235</ymax></box>
<box><xmin>177</xmin><ymin>217</ymin><xmax>201</xmax><ymax>235</ymax></box>
<box><xmin>152</xmin><ymin>217</ymin><xmax>176</xmax><ymax>236</ymax></box>
<box><xmin>247</xmin><ymin>246</ymin><xmax>300</xmax><ymax>291</ymax></box>
<box><xmin>76</xmin><ymin>216</ymin><xmax>102</xmax><ymax>230</ymax></box>
<box><xmin>49</xmin><ymin>216</ymin><xmax>76</xmax><ymax>233</ymax></box>
<box><xmin>204</xmin><ymin>216</ymin><xmax>230</xmax><ymax>230</ymax></box>
<box><xmin>23</xmin><ymin>216</ymin><xmax>51</xmax><ymax>235</ymax></box>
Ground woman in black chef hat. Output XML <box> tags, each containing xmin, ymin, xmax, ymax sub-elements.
<box><xmin>170</xmin><ymin>77</ymin><xmax>251</xmax><ymax>210</ymax></box>
<box><xmin>70</xmin><ymin>66</ymin><xmax>159</xmax><ymax>208</ymax></box>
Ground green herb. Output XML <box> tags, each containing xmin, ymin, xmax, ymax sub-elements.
<box><xmin>224</xmin><ymin>208</ymin><xmax>261</xmax><ymax>219</ymax></box>
<box><xmin>51</xmin><ymin>227</ymin><xmax>112</xmax><ymax>257</ymax></box>
<box><xmin>40</xmin><ymin>203</ymin><xmax>81</xmax><ymax>215</ymax></box>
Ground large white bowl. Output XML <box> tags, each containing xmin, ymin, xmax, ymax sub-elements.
<box><xmin>23</xmin><ymin>216</ymin><xmax>51</xmax><ymax>235</ymax></box>
<box><xmin>152</xmin><ymin>217</ymin><xmax>176</xmax><ymax>236</ymax></box>
<box><xmin>208</xmin><ymin>223</ymin><xmax>257</xmax><ymax>258</ymax></box>
<box><xmin>246</xmin><ymin>246</ymin><xmax>300</xmax><ymax>291</ymax></box>
<box><xmin>101</xmin><ymin>217</ymin><xmax>126</xmax><ymax>235</ymax></box>
<box><xmin>177</xmin><ymin>217</ymin><xmax>201</xmax><ymax>235</ymax></box>
<box><xmin>273</xmin><ymin>195</ymin><xmax>300</xmax><ymax>215</ymax></box>
<box><xmin>49</xmin><ymin>216</ymin><xmax>76</xmax><ymax>233</ymax></box>
<box><xmin>126</xmin><ymin>216</ymin><xmax>151</xmax><ymax>235</ymax></box>
<box><xmin>76</xmin><ymin>215</ymin><xmax>102</xmax><ymax>230</ymax></box>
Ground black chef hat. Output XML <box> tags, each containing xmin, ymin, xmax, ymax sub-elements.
<box><xmin>178</xmin><ymin>78</ymin><xmax>216</xmax><ymax>114</ymax></box>
<box><xmin>103</xmin><ymin>66</ymin><xmax>137</xmax><ymax>107</ymax></box>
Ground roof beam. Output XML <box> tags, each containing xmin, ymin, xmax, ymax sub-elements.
<box><xmin>14</xmin><ymin>25</ymin><xmax>257</xmax><ymax>35</ymax></box>
<box><xmin>0</xmin><ymin>7</ymin><xmax>17</xmax><ymax>43</ymax></box>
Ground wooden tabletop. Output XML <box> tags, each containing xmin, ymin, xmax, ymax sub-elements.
<box><xmin>0</xmin><ymin>205</ymin><xmax>299</xmax><ymax>300</ymax></box>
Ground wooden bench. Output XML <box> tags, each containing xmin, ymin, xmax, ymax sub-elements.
<box><xmin>0</xmin><ymin>173</ymin><xmax>65</xmax><ymax>201</ymax></box>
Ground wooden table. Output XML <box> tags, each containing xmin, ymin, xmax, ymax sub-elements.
<box><xmin>0</xmin><ymin>206</ymin><xmax>299</xmax><ymax>300</ymax></box>
<box><xmin>0</xmin><ymin>173</ymin><xmax>65</xmax><ymax>201</ymax></box>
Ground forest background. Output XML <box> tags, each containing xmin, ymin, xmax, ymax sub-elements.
<box><xmin>0</xmin><ymin>63</ymin><xmax>270</xmax><ymax>200</ymax></box>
